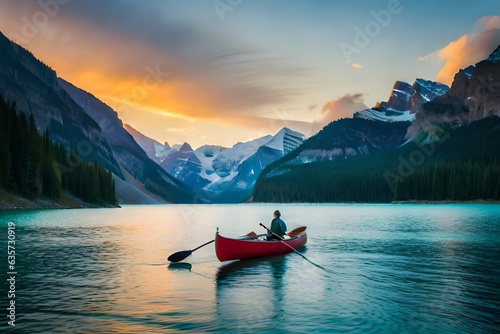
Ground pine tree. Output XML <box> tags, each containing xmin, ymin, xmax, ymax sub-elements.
<box><xmin>0</xmin><ymin>95</ymin><xmax>116</xmax><ymax>205</ymax></box>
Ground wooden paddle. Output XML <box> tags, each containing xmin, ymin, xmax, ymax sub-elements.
<box><xmin>167</xmin><ymin>239</ymin><xmax>215</xmax><ymax>262</ymax></box>
<box><xmin>167</xmin><ymin>231</ymin><xmax>257</xmax><ymax>262</ymax></box>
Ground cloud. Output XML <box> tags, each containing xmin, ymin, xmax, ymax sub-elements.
<box><xmin>429</xmin><ymin>16</ymin><xmax>500</xmax><ymax>85</ymax></box>
<box><xmin>351</xmin><ymin>63</ymin><xmax>363</xmax><ymax>69</ymax></box>
<box><xmin>0</xmin><ymin>0</ymin><xmax>310</xmax><ymax>122</ymax></box>
<box><xmin>165</xmin><ymin>128</ymin><xmax>194</xmax><ymax>133</ymax></box>
<box><xmin>478</xmin><ymin>15</ymin><xmax>500</xmax><ymax>30</ymax></box>
<box><xmin>417</xmin><ymin>51</ymin><xmax>438</xmax><ymax>62</ymax></box>
<box><xmin>309</xmin><ymin>93</ymin><xmax>367</xmax><ymax>133</ymax></box>
<box><xmin>320</xmin><ymin>93</ymin><xmax>367</xmax><ymax>121</ymax></box>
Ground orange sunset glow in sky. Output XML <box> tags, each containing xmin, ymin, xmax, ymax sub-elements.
<box><xmin>1</xmin><ymin>0</ymin><xmax>499</xmax><ymax>148</ymax></box>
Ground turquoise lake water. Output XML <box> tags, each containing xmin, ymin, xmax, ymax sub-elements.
<box><xmin>1</xmin><ymin>204</ymin><xmax>499</xmax><ymax>333</ymax></box>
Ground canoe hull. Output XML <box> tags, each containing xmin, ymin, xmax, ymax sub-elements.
<box><xmin>215</xmin><ymin>232</ymin><xmax>307</xmax><ymax>262</ymax></box>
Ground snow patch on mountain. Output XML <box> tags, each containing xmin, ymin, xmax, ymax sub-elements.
<box><xmin>413</xmin><ymin>78</ymin><xmax>450</xmax><ymax>103</ymax></box>
<box><xmin>211</xmin><ymin>135</ymin><xmax>273</xmax><ymax>178</ymax></box>
<box><xmin>194</xmin><ymin>145</ymin><xmax>227</xmax><ymax>182</ymax></box>
<box><xmin>354</xmin><ymin>108</ymin><xmax>416</xmax><ymax>123</ymax></box>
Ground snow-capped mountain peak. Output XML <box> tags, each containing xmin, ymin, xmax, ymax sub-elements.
<box><xmin>354</xmin><ymin>78</ymin><xmax>449</xmax><ymax>123</ymax></box>
<box><xmin>126</xmin><ymin>125</ymin><xmax>305</xmax><ymax>203</ymax></box>
<box><xmin>413</xmin><ymin>78</ymin><xmax>450</xmax><ymax>104</ymax></box>
<box><xmin>264</xmin><ymin>127</ymin><xmax>307</xmax><ymax>154</ymax></box>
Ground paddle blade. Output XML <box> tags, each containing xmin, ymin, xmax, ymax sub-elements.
<box><xmin>287</xmin><ymin>226</ymin><xmax>307</xmax><ymax>237</ymax></box>
<box><xmin>168</xmin><ymin>250</ymin><xmax>192</xmax><ymax>262</ymax></box>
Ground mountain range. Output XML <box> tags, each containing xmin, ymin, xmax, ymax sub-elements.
<box><xmin>0</xmin><ymin>31</ymin><xmax>195</xmax><ymax>205</ymax></box>
<box><xmin>1</xmin><ymin>27</ymin><xmax>498</xmax><ymax>206</ymax></box>
<box><xmin>127</xmin><ymin>126</ymin><xmax>305</xmax><ymax>203</ymax></box>
<box><xmin>254</xmin><ymin>45</ymin><xmax>500</xmax><ymax>203</ymax></box>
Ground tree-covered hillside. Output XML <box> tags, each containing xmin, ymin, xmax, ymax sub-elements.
<box><xmin>0</xmin><ymin>95</ymin><xmax>116</xmax><ymax>206</ymax></box>
<box><xmin>254</xmin><ymin>116</ymin><xmax>500</xmax><ymax>203</ymax></box>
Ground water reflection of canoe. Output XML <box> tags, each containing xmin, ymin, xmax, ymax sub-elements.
<box><xmin>216</xmin><ymin>256</ymin><xmax>287</xmax><ymax>282</ymax></box>
<box><xmin>215</xmin><ymin>227</ymin><xmax>307</xmax><ymax>262</ymax></box>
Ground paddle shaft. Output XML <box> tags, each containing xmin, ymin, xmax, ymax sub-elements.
<box><xmin>259</xmin><ymin>223</ymin><xmax>326</xmax><ymax>270</ymax></box>
<box><xmin>168</xmin><ymin>239</ymin><xmax>215</xmax><ymax>262</ymax></box>
<box><xmin>191</xmin><ymin>239</ymin><xmax>215</xmax><ymax>252</ymax></box>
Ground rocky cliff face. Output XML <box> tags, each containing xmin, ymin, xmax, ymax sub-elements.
<box><xmin>381</xmin><ymin>81</ymin><xmax>415</xmax><ymax>111</ymax></box>
<box><xmin>356</xmin><ymin>79</ymin><xmax>449</xmax><ymax>126</ymax></box>
<box><xmin>409</xmin><ymin>78</ymin><xmax>451</xmax><ymax>113</ymax></box>
<box><xmin>465</xmin><ymin>46</ymin><xmax>500</xmax><ymax>122</ymax></box>
<box><xmin>406</xmin><ymin>45</ymin><xmax>500</xmax><ymax>142</ymax></box>
<box><xmin>449</xmin><ymin>66</ymin><xmax>475</xmax><ymax>101</ymax></box>
<box><xmin>377</xmin><ymin>79</ymin><xmax>449</xmax><ymax>114</ymax></box>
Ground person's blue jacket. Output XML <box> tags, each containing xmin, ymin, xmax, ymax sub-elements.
<box><xmin>270</xmin><ymin>218</ymin><xmax>287</xmax><ymax>238</ymax></box>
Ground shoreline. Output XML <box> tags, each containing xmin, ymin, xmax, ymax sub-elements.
<box><xmin>391</xmin><ymin>199</ymin><xmax>500</xmax><ymax>204</ymax></box>
<box><xmin>2</xmin><ymin>193</ymin><xmax>499</xmax><ymax>210</ymax></box>
<box><xmin>251</xmin><ymin>199</ymin><xmax>500</xmax><ymax>205</ymax></box>
<box><xmin>0</xmin><ymin>189</ymin><xmax>119</xmax><ymax>210</ymax></box>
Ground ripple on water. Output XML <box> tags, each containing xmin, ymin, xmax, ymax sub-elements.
<box><xmin>1</xmin><ymin>204</ymin><xmax>499</xmax><ymax>333</ymax></box>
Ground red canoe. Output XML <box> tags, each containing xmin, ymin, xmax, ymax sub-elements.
<box><xmin>215</xmin><ymin>227</ymin><xmax>307</xmax><ymax>262</ymax></box>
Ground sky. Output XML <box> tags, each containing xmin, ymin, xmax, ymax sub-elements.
<box><xmin>0</xmin><ymin>0</ymin><xmax>499</xmax><ymax>148</ymax></box>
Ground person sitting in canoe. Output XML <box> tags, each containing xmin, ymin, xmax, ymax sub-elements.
<box><xmin>268</xmin><ymin>210</ymin><xmax>287</xmax><ymax>240</ymax></box>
